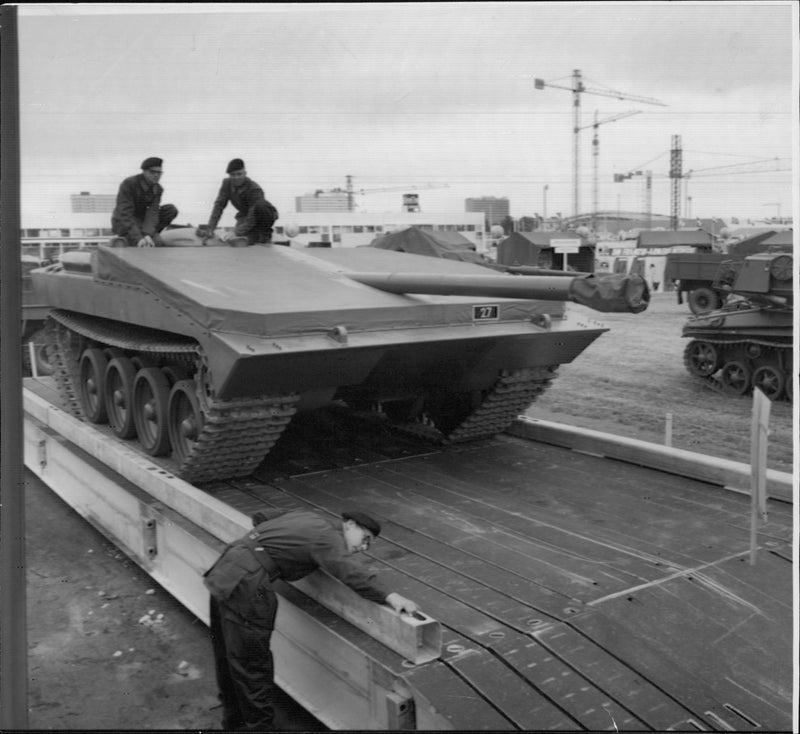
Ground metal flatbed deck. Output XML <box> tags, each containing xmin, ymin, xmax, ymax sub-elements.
<box><xmin>23</xmin><ymin>378</ymin><xmax>794</xmax><ymax>731</ymax></box>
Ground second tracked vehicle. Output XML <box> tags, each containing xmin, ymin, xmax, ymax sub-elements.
<box><xmin>682</xmin><ymin>250</ymin><xmax>793</xmax><ymax>402</ymax></box>
<box><xmin>32</xmin><ymin>228</ymin><xmax>648</xmax><ymax>483</ymax></box>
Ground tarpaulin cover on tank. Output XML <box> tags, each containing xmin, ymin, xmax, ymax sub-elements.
<box><xmin>368</xmin><ymin>226</ymin><xmax>488</xmax><ymax>265</ymax></box>
<box><xmin>91</xmin><ymin>245</ymin><xmax>561</xmax><ymax>338</ymax></box>
<box><xmin>728</xmin><ymin>230</ymin><xmax>794</xmax><ymax>258</ymax></box>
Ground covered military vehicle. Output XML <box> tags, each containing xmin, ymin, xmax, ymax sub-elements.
<box><xmin>682</xmin><ymin>250</ymin><xmax>793</xmax><ymax>402</ymax></box>
<box><xmin>664</xmin><ymin>230</ymin><xmax>793</xmax><ymax>313</ymax></box>
<box><xmin>368</xmin><ymin>226</ymin><xmax>487</xmax><ymax>265</ymax></box>
<box><xmin>31</xmin><ymin>228</ymin><xmax>648</xmax><ymax>483</ymax></box>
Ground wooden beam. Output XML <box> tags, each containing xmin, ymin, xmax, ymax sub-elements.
<box><xmin>508</xmin><ymin>417</ymin><xmax>793</xmax><ymax>503</ymax></box>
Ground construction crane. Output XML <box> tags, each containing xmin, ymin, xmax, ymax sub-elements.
<box><xmin>534</xmin><ymin>69</ymin><xmax>666</xmax><ymax>218</ymax></box>
<box><xmin>318</xmin><ymin>175</ymin><xmax>450</xmax><ymax>211</ymax></box>
<box><xmin>578</xmin><ymin>110</ymin><xmax>642</xmax><ymax>230</ymax></box>
<box><xmin>614</xmin><ymin>168</ymin><xmax>653</xmax><ymax>230</ymax></box>
<box><xmin>616</xmin><ymin>148</ymin><xmax>791</xmax><ymax>231</ymax></box>
<box><xmin>682</xmin><ymin>156</ymin><xmax>790</xmax><ymax>229</ymax></box>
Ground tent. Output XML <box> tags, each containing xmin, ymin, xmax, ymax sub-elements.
<box><xmin>497</xmin><ymin>231</ymin><xmax>595</xmax><ymax>272</ymax></box>
<box><xmin>368</xmin><ymin>227</ymin><xmax>487</xmax><ymax>264</ymax></box>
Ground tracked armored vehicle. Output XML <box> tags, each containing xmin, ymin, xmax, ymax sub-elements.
<box><xmin>682</xmin><ymin>250</ymin><xmax>793</xmax><ymax>401</ymax></box>
<box><xmin>31</xmin><ymin>228</ymin><xmax>648</xmax><ymax>483</ymax></box>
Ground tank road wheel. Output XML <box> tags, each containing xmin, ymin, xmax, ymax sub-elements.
<box><xmin>168</xmin><ymin>380</ymin><xmax>204</xmax><ymax>466</ymax></box>
<box><xmin>683</xmin><ymin>341</ymin><xmax>720</xmax><ymax>377</ymax></box>
<box><xmin>104</xmin><ymin>357</ymin><xmax>138</xmax><ymax>439</ymax></box>
<box><xmin>79</xmin><ymin>348</ymin><xmax>109</xmax><ymax>424</ymax></box>
<box><xmin>688</xmin><ymin>287</ymin><xmax>721</xmax><ymax>315</ymax></box>
<box><xmin>719</xmin><ymin>361</ymin><xmax>751</xmax><ymax>396</ymax></box>
<box><xmin>752</xmin><ymin>366</ymin><xmax>786</xmax><ymax>401</ymax></box>
<box><xmin>133</xmin><ymin>367</ymin><xmax>172</xmax><ymax>456</ymax></box>
<box><xmin>161</xmin><ymin>364</ymin><xmax>188</xmax><ymax>387</ymax></box>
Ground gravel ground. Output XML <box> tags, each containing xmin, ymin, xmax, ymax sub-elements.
<box><xmin>526</xmin><ymin>292</ymin><xmax>795</xmax><ymax>474</ymax></box>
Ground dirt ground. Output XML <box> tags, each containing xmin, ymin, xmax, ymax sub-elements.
<box><xmin>20</xmin><ymin>472</ymin><xmax>324</xmax><ymax>732</ymax></box>
<box><xmin>528</xmin><ymin>292</ymin><xmax>795</xmax><ymax>474</ymax></box>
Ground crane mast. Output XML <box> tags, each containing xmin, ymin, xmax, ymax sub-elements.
<box><xmin>670</xmin><ymin>135</ymin><xmax>682</xmax><ymax>231</ymax></box>
<box><xmin>535</xmin><ymin>69</ymin><xmax>666</xmax><ymax>219</ymax></box>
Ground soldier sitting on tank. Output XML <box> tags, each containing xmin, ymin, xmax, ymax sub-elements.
<box><xmin>196</xmin><ymin>158</ymin><xmax>279</xmax><ymax>246</ymax></box>
<box><xmin>204</xmin><ymin>507</ymin><xmax>419</xmax><ymax>731</ymax></box>
<box><xmin>111</xmin><ymin>157</ymin><xmax>178</xmax><ymax>248</ymax></box>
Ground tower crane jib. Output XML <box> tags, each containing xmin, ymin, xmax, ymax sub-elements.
<box><xmin>534</xmin><ymin>69</ymin><xmax>666</xmax><ymax>218</ymax></box>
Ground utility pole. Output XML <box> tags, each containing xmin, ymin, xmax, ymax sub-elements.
<box><xmin>534</xmin><ymin>70</ymin><xmax>665</xmax><ymax>218</ymax></box>
<box><xmin>542</xmin><ymin>184</ymin><xmax>549</xmax><ymax>230</ymax></box>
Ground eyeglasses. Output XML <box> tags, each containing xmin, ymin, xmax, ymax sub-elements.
<box><xmin>147</xmin><ymin>169</ymin><xmax>163</xmax><ymax>175</ymax></box>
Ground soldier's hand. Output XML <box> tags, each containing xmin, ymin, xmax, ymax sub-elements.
<box><xmin>386</xmin><ymin>592</ymin><xmax>420</xmax><ymax>616</ymax></box>
<box><xmin>137</xmin><ymin>235</ymin><xmax>155</xmax><ymax>248</ymax></box>
<box><xmin>196</xmin><ymin>226</ymin><xmax>212</xmax><ymax>240</ymax></box>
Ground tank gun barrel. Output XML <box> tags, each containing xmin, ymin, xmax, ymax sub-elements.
<box><xmin>346</xmin><ymin>271</ymin><xmax>649</xmax><ymax>314</ymax></box>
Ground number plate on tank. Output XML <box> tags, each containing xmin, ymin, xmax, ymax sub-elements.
<box><xmin>473</xmin><ymin>305</ymin><xmax>499</xmax><ymax>321</ymax></box>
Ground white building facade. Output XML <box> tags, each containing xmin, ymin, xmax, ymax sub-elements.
<box><xmin>275</xmin><ymin>211</ymin><xmax>486</xmax><ymax>249</ymax></box>
<box><xmin>19</xmin><ymin>210</ymin><xmax>488</xmax><ymax>258</ymax></box>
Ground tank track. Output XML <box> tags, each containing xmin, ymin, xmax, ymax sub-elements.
<box><xmin>179</xmin><ymin>393</ymin><xmax>299</xmax><ymax>484</ymax></box>
<box><xmin>445</xmin><ymin>366</ymin><xmax>559</xmax><ymax>442</ymax></box>
<box><xmin>395</xmin><ymin>366</ymin><xmax>558</xmax><ymax>443</ymax></box>
<box><xmin>44</xmin><ymin>313</ymin><xmax>299</xmax><ymax>484</ymax></box>
<box><xmin>46</xmin><ymin>317</ymin><xmax>86</xmax><ymax>419</ymax></box>
<box><xmin>683</xmin><ymin>336</ymin><xmax>792</xmax><ymax>402</ymax></box>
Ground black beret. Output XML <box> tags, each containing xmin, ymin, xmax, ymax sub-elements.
<box><xmin>342</xmin><ymin>510</ymin><xmax>381</xmax><ymax>537</ymax></box>
<box><xmin>141</xmin><ymin>157</ymin><xmax>163</xmax><ymax>170</ymax></box>
<box><xmin>226</xmin><ymin>158</ymin><xmax>245</xmax><ymax>174</ymax></box>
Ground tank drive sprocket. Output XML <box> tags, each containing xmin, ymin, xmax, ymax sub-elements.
<box><xmin>390</xmin><ymin>365</ymin><xmax>558</xmax><ymax>442</ymax></box>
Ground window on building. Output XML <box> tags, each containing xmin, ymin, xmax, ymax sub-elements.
<box><xmin>353</xmin><ymin>225</ymin><xmax>364</xmax><ymax>233</ymax></box>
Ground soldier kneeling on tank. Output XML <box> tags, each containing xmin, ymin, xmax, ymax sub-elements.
<box><xmin>196</xmin><ymin>158</ymin><xmax>279</xmax><ymax>247</ymax></box>
<box><xmin>110</xmin><ymin>156</ymin><xmax>179</xmax><ymax>247</ymax></box>
<box><xmin>204</xmin><ymin>507</ymin><xmax>419</xmax><ymax>731</ymax></box>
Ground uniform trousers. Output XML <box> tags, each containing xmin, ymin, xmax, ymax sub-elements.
<box><xmin>209</xmin><ymin>581</ymin><xmax>279</xmax><ymax>732</ymax></box>
<box><xmin>115</xmin><ymin>203</ymin><xmax>178</xmax><ymax>247</ymax></box>
<box><xmin>234</xmin><ymin>200</ymin><xmax>277</xmax><ymax>244</ymax></box>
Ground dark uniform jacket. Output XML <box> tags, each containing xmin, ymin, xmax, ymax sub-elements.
<box><xmin>204</xmin><ymin>508</ymin><xmax>390</xmax><ymax>604</ymax></box>
<box><xmin>207</xmin><ymin>177</ymin><xmax>278</xmax><ymax>232</ymax></box>
<box><xmin>111</xmin><ymin>173</ymin><xmax>164</xmax><ymax>241</ymax></box>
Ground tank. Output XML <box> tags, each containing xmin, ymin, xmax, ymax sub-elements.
<box><xmin>31</xmin><ymin>227</ymin><xmax>648</xmax><ymax>484</ymax></box>
<box><xmin>681</xmin><ymin>251</ymin><xmax>793</xmax><ymax>402</ymax></box>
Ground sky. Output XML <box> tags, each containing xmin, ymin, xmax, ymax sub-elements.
<box><xmin>14</xmin><ymin>1</ymin><xmax>798</xmax><ymax>227</ymax></box>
